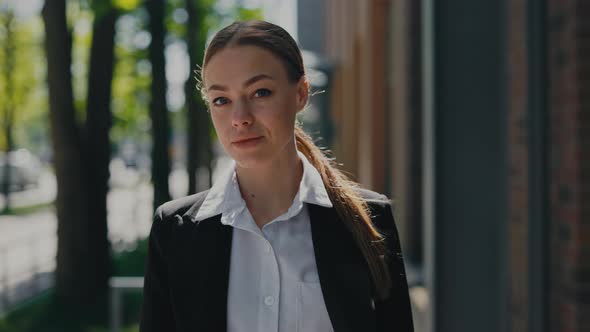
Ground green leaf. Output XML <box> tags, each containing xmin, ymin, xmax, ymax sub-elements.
<box><xmin>235</xmin><ymin>7</ymin><xmax>264</xmax><ymax>21</ymax></box>
<box><xmin>113</xmin><ymin>0</ymin><xmax>142</xmax><ymax>11</ymax></box>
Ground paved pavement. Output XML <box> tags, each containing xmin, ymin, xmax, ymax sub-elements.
<box><xmin>0</xmin><ymin>167</ymin><xmax>154</xmax><ymax>314</ymax></box>
<box><xmin>410</xmin><ymin>286</ymin><xmax>428</xmax><ymax>332</ymax></box>
<box><xmin>0</xmin><ymin>169</ymin><xmax>56</xmax><ymax>211</ymax></box>
<box><xmin>0</xmin><ymin>210</ymin><xmax>56</xmax><ymax>313</ymax></box>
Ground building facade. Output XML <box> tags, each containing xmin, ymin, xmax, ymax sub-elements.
<box><xmin>300</xmin><ymin>0</ymin><xmax>590</xmax><ymax>331</ymax></box>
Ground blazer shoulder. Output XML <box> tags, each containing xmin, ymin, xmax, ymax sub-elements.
<box><xmin>154</xmin><ymin>189</ymin><xmax>210</xmax><ymax>221</ymax></box>
<box><xmin>355</xmin><ymin>188</ymin><xmax>397</xmax><ymax>233</ymax></box>
<box><xmin>356</xmin><ymin>187</ymin><xmax>390</xmax><ymax>203</ymax></box>
<box><xmin>356</xmin><ymin>188</ymin><xmax>393</xmax><ymax>214</ymax></box>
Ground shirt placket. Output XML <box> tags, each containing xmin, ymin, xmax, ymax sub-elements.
<box><xmin>253</xmin><ymin>222</ymin><xmax>278</xmax><ymax>332</ymax></box>
<box><xmin>235</xmin><ymin>209</ymin><xmax>281</xmax><ymax>332</ymax></box>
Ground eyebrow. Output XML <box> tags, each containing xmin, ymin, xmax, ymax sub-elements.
<box><xmin>206</xmin><ymin>74</ymin><xmax>275</xmax><ymax>92</ymax></box>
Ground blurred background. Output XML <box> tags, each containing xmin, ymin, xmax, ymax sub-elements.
<box><xmin>0</xmin><ymin>0</ymin><xmax>588</xmax><ymax>331</ymax></box>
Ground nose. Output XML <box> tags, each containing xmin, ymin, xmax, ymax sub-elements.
<box><xmin>232</xmin><ymin>99</ymin><xmax>254</xmax><ymax>128</ymax></box>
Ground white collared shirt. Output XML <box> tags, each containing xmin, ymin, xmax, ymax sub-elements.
<box><xmin>194</xmin><ymin>151</ymin><xmax>335</xmax><ymax>332</ymax></box>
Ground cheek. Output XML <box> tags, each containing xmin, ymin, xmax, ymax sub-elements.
<box><xmin>263</xmin><ymin>112</ymin><xmax>296</xmax><ymax>144</ymax></box>
<box><xmin>275</xmin><ymin>99</ymin><xmax>298</xmax><ymax>126</ymax></box>
<box><xmin>210</xmin><ymin>114</ymin><xmax>230</xmax><ymax>143</ymax></box>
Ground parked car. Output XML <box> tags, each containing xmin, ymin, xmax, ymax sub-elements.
<box><xmin>0</xmin><ymin>149</ymin><xmax>42</xmax><ymax>191</ymax></box>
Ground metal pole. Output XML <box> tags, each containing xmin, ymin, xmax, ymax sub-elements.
<box><xmin>109</xmin><ymin>277</ymin><xmax>144</xmax><ymax>332</ymax></box>
<box><xmin>30</xmin><ymin>236</ymin><xmax>39</xmax><ymax>295</ymax></box>
<box><xmin>0</xmin><ymin>247</ymin><xmax>8</xmax><ymax>311</ymax></box>
<box><xmin>110</xmin><ymin>287</ymin><xmax>121</xmax><ymax>332</ymax></box>
<box><xmin>421</xmin><ymin>0</ymin><xmax>436</xmax><ymax>330</ymax></box>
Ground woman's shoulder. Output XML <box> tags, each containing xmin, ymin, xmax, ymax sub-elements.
<box><xmin>355</xmin><ymin>187</ymin><xmax>397</xmax><ymax>233</ymax></box>
<box><xmin>356</xmin><ymin>188</ymin><xmax>393</xmax><ymax>215</ymax></box>
<box><xmin>153</xmin><ymin>189</ymin><xmax>211</xmax><ymax>222</ymax></box>
<box><xmin>356</xmin><ymin>187</ymin><xmax>390</xmax><ymax>204</ymax></box>
<box><xmin>148</xmin><ymin>190</ymin><xmax>212</xmax><ymax>252</ymax></box>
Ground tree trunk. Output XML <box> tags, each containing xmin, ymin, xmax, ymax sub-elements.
<box><xmin>42</xmin><ymin>1</ymin><xmax>117</xmax><ymax>320</ymax></box>
<box><xmin>1</xmin><ymin>123</ymin><xmax>13</xmax><ymax>212</ymax></box>
<box><xmin>185</xmin><ymin>0</ymin><xmax>212</xmax><ymax>194</ymax></box>
<box><xmin>147</xmin><ymin>0</ymin><xmax>171</xmax><ymax>209</ymax></box>
<box><xmin>42</xmin><ymin>0</ymin><xmax>91</xmax><ymax>305</ymax></box>
<box><xmin>83</xmin><ymin>4</ymin><xmax>118</xmax><ymax>315</ymax></box>
<box><xmin>1</xmin><ymin>11</ymin><xmax>15</xmax><ymax>213</ymax></box>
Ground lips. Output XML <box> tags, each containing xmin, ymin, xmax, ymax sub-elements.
<box><xmin>231</xmin><ymin>136</ymin><xmax>264</xmax><ymax>148</ymax></box>
<box><xmin>232</xmin><ymin>136</ymin><xmax>263</xmax><ymax>144</ymax></box>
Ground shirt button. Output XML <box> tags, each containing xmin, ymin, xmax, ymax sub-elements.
<box><xmin>264</xmin><ymin>296</ymin><xmax>275</xmax><ymax>306</ymax></box>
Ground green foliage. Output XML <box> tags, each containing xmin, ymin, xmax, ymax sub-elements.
<box><xmin>89</xmin><ymin>0</ymin><xmax>112</xmax><ymax>19</ymax></box>
<box><xmin>166</xmin><ymin>0</ymin><xmax>187</xmax><ymax>37</ymax></box>
<box><xmin>0</xmin><ymin>201</ymin><xmax>54</xmax><ymax>216</ymax></box>
<box><xmin>0</xmin><ymin>290</ymin><xmax>54</xmax><ymax>332</ymax></box>
<box><xmin>69</xmin><ymin>3</ymin><xmax>93</xmax><ymax>123</ymax></box>
<box><xmin>110</xmin><ymin>10</ymin><xmax>152</xmax><ymax>149</ymax></box>
<box><xmin>112</xmin><ymin>0</ymin><xmax>141</xmax><ymax>12</ymax></box>
<box><xmin>209</xmin><ymin>1</ymin><xmax>265</xmax><ymax>33</ymax></box>
<box><xmin>0</xmin><ymin>10</ymin><xmax>47</xmax><ymax>153</ymax></box>
<box><xmin>112</xmin><ymin>239</ymin><xmax>148</xmax><ymax>276</ymax></box>
<box><xmin>236</xmin><ymin>7</ymin><xmax>264</xmax><ymax>21</ymax></box>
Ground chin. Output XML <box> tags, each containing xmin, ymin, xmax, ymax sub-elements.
<box><xmin>226</xmin><ymin>139</ymin><xmax>294</xmax><ymax>170</ymax></box>
<box><xmin>231</xmin><ymin>150</ymin><xmax>274</xmax><ymax>169</ymax></box>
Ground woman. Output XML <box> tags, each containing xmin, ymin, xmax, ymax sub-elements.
<box><xmin>140</xmin><ymin>20</ymin><xmax>414</xmax><ymax>332</ymax></box>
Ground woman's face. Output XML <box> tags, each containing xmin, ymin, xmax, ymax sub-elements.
<box><xmin>203</xmin><ymin>45</ymin><xmax>308</xmax><ymax>168</ymax></box>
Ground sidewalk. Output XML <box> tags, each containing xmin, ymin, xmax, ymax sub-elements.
<box><xmin>410</xmin><ymin>285</ymin><xmax>428</xmax><ymax>332</ymax></box>
<box><xmin>0</xmin><ymin>169</ymin><xmax>154</xmax><ymax>315</ymax></box>
<box><xmin>0</xmin><ymin>169</ymin><xmax>56</xmax><ymax>211</ymax></box>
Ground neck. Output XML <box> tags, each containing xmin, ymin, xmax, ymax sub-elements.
<box><xmin>235</xmin><ymin>144</ymin><xmax>303</xmax><ymax>228</ymax></box>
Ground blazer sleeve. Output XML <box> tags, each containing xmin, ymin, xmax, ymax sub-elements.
<box><xmin>139</xmin><ymin>208</ymin><xmax>176</xmax><ymax>332</ymax></box>
<box><xmin>375</xmin><ymin>198</ymin><xmax>415</xmax><ymax>332</ymax></box>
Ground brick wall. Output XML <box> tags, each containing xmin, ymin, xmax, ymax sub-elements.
<box><xmin>548</xmin><ymin>0</ymin><xmax>590</xmax><ymax>331</ymax></box>
<box><xmin>509</xmin><ymin>0</ymin><xmax>590</xmax><ymax>331</ymax></box>
<box><xmin>507</xmin><ymin>0</ymin><xmax>530</xmax><ymax>330</ymax></box>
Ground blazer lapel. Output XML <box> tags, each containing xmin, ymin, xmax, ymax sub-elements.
<box><xmin>169</xmin><ymin>214</ymin><xmax>233</xmax><ymax>331</ymax></box>
<box><xmin>196</xmin><ymin>218</ymin><xmax>233</xmax><ymax>331</ymax></box>
<box><xmin>309</xmin><ymin>204</ymin><xmax>376</xmax><ymax>332</ymax></box>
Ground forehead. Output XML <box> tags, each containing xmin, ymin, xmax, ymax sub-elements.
<box><xmin>203</xmin><ymin>45</ymin><xmax>288</xmax><ymax>87</ymax></box>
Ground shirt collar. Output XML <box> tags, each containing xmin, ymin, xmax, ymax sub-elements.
<box><xmin>297</xmin><ymin>150</ymin><xmax>333</xmax><ymax>208</ymax></box>
<box><xmin>192</xmin><ymin>150</ymin><xmax>333</xmax><ymax>223</ymax></box>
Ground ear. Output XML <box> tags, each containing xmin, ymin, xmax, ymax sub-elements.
<box><xmin>296</xmin><ymin>77</ymin><xmax>309</xmax><ymax>112</ymax></box>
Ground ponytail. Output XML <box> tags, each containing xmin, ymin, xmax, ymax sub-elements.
<box><xmin>294</xmin><ymin>126</ymin><xmax>392</xmax><ymax>300</ymax></box>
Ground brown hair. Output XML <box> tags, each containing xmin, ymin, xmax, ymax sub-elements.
<box><xmin>201</xmin><ymin>20</ymin><xmax>391</xmax><ymax>300</ymax></box>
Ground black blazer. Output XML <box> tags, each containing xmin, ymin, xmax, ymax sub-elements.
<box><xmin>140</xmin><ymin>188</ymin><xmax>414</xmax><ymax>332</ymax></box>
